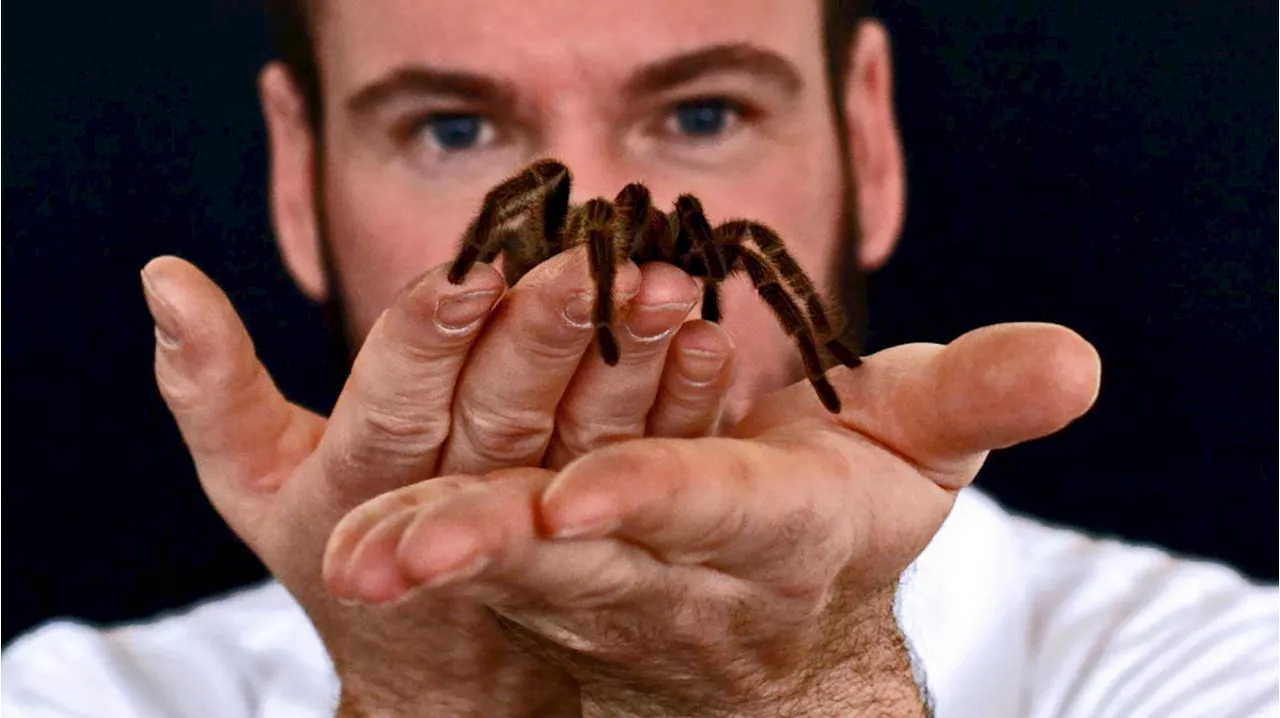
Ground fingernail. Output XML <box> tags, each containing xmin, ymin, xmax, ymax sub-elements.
<box><xmin>626</xmin><ymin>301</ymin><xmax>695</xmax><ymax>342</ymax></box>
<box><xmin>436</xmin><ymin>290</ymin><xmax>500</xmax><ymax>332</ymax></box>
<box><xmin>679</xmin><ymin>348</ymin><xmax>727</xmax><ymax>385</ymax></box>
<box><xmin>140</xmin><ymin>267</ymin><xmax>181</xmax><ymax>349</ymax></box>
<box><xmin>564</xmin><ymin>292</ymin><xmax>594</xmax><ymax>328</ymax></box>
<box><xmin>543</xmin><ymin>479</ymin><xmax>621</xmax><ymax>539</ymax></box>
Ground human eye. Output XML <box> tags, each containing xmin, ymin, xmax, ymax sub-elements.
<box><xmin>658</xmin><ymin>97</ymin><xmax>749</xmax><ymax>143</ymax></box>
<box><xmin>410</xmin><ymin>112</ymin><xmax>496</xmax><ymax>154</ymax></box>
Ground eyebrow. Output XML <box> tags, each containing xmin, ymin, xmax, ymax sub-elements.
<box><xmin>344</xmin><ymin>42</ymin><xmax>804</xmax><ymax>117</ymax></box>
<box><xmin>622</xmin><ymin>43</ymin><xmax>805</xmax><ymax>98</ymax></box>
<box><xmin>346</xmin><ymin>67</ymin><xmax>519</xmax><ymax>116</ymax></box>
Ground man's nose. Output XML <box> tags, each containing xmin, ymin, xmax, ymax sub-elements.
<box><xmin>540</xmin><ymin>136</ymin><xmax>635</xmax><ymax>206</ymax></box>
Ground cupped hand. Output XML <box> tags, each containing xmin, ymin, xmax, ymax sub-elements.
<box><xmin>141</xmin><ymin>248</ymin><xmax>735</xmax><ymax>716</ymax></box>
<box><xmin>326</xmin><ymin>322</ymin><xmax>1102</xmax><ymax>717</ymax></box>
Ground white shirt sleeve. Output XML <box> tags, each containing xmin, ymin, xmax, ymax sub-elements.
<box><xmin>1012</xmin><ymin>514</ymin><xmax>1279</xmax><ymax>718</ymax></box>
<box><xmin>0</xmin><ymin>583</ymin><xmax>339</xmax><ymax>718</ymax></box>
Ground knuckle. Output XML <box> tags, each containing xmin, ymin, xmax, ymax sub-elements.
<box><xmin>333</xmin><ymin>400</ymin><xmax>450</xmax><ymax>476</ymax></box>
<box><xmin>554</xmin><ymin>412</ymin><xmax>643</xmax><ymax>459</ymax></box>
<box><xmin>458</xmin><ymin>407</ymin><xmax>553</xmax><ymax>464</ymax></box>
<box><xmin>359</xmin><ymin>398</ymin><xmax>450</xmax><ymax>448</ymax></box>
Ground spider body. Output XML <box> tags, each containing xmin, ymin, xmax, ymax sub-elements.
<box><xmin>447</xmin><ymin>158</ymin><xmax>863</xmax><ymax>413</ymax></box>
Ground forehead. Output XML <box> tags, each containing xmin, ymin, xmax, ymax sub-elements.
<box><xmin>314</xmin><ymin>0</ymin><xmax>825</xmax><ymax>94</ymax></box>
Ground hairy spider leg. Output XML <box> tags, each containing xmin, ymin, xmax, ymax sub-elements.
<box><xmin>657</xmin><ymin>209</ymin><xmax>682</xmax><ymax>260</ymax></box>
<box><xmin>613</xmin><ymin>183</ymin><xmax>653</xmax><ymax>260</ymax></box>
<box><xmin>732</xmin><ymin>247</ymin><xmax>843</xmax><ymax>413</ymax></box>
<box><xmin>717</xmin><ymin>220</ymin><xmax>862</xmax><ymax>368</ymax></box>
<box><xmin>672</xmin><ymin>195</ymin><xmax>703</xmax><ymax>262</ymax></box>
<box><xmin>447</xmin><ymin>158</ymin><xmax>569</xmax><ymax>284</ymax></box>
<box><xmin>576</xmin><ymin>198</ymin><xmax>623</xmax><ymax>365</ymax></box>
<box><xmin>532</xmin><ymin>165</ymin><xmax>573</xmax><ymax>257</ymax></box>
<box><xmin>674</xmin><ymin>195</ymin><xmax>728</xmax><ymax>322</ymax></box>
<box><xmin>635</xmin><ymin>206</ymin><xmax>672</xmax><ymax>265</ymax></box>
<box><xmin>499</xmin><ymin>169</ymin><xmax>573</xmax><ymax>286</ymax></box>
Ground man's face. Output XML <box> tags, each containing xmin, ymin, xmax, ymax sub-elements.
<box><xmin>274</xmin><ymin>0</ymin><xmax>901</xmax><ymax>411</ymax></box>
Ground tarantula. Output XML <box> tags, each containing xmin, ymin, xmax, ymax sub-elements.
<box><xmin>446</xmin><ymin>158</ymin><xmax>862</xmax><ymax>413</ymax></box>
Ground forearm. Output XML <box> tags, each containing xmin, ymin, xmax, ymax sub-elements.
<box><xmin>336</xmin><ymin>670</ymin><xmax>580</xmax><ymax>718</ymax></box>
<box><xmin>330</xmin><ymin>622</ymin><xmax>581</xmax><ymax>716</ymax></box>
<box><xmin>752</xmin><ymin>617</ymin><xmax>928</xmax><ymax>718</ymax></box>
<box><xmin>325</xmin><ymin>605</ymin><xmax>581</xmax><ymax>718</ymax></box>
<box><xmin>578</xmin><ymin>588</ymin><xmax>930</xmax><ymax>718</ymax></box>
<box><xmin>763</xmin><ymin>587</ymin><xmax>931</xmax><ymax>718</ymax></box>
<box><xmin>576</xmin><ymin>648</ymin><xmax>927</xmax><ymax>718</ymax></box>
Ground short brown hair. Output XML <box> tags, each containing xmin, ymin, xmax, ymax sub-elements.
<box><xmin>264</xmin><ymin>0</ymin><xmax>869</xmax><ymax>128</ymax></box>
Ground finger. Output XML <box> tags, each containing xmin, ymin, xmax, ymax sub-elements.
<box><xmin>535</xmin><ymin>436</ymin><xmax>899</xmax><ymax>585</ymax></box>
<box><xmin>645</xmin><ymin>319</ymin><xmax>737</xmax><ymax>438</ymax></box>
<box><xmin>734</xmin><ymin>321</ymin><xmax>1103</xmax><ymax>488</ymax></box>
<box><xmin>329</xmin><ymin>468</ymin><xmax>547</xmax><ymax>602</ymax></box>
<box><xmin>533</xmin><ymin>323</ymin><xmax>1101</xmax><ymax>588</ymax></box>
<box><xmin>320</xmin><ymin>474</ymin><xmax>486</xmax><ymax>592</ymax></box>
<box><xmin>542</xmin><ymin>263</ymin><xmax>700</xmax><ymax>469</ymax></box>
<box><xmin>334</xmin><ymin>468</ymin><xmax>653</xmax><ymax>611</ymax></box>
<box><xmin>438</xmin><ymin>247</ymin><xmax>642</xmax><ymax>475</ymax></box>
<box><xmin>394</xmin><ymin>472</ymin><xmax>552</xmax><ymax>603</ymax></box>
<box><xmin>315</xmin><ymin>261</ymin><xmax>505</xmax><ymax>508</ymax></box>
<box><xmin>142</xmin><ymin>256</ymin><xmax>325</xmax><ymax>541</ymax></box>
<box><xmin>339</xmin><ymin>507</ymin><xmax>422</xmax><ymax>604</ymax></box>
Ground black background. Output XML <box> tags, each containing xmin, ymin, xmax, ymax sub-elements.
<box><xmin>3</xmin><ymin>1</ymin><xmax>1276</xmax><ymax>646</ymax></box>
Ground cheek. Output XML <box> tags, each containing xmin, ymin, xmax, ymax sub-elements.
<box><xmin>755</xmin><ymin>157</ymin><xmax>847</xmax><ymax>297</ymax></box>
<box><xmin>698</xmin><ymin>138</ymin><xmax>846</xmax><ymax>294</ymax></box>
<box><xmin>322</xmin><ymin>160</ymin><xmax>475</xmax><ymax>338</ymax></box>
<box><xmin>696</xmin><ymin>140</ymin><xmax>846</xmax><ymax>407</ymax></box>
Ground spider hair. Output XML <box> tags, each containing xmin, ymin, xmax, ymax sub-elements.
<box><xmin>446</xmin><ymin>159</ymin><xmax>863</xmax><ymax>413</ymax></box>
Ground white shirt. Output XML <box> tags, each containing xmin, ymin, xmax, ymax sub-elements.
<box><xmin>3</xmin><ymin>489</ymin><xmax>1276</xmax><ymax>717</ymax></box>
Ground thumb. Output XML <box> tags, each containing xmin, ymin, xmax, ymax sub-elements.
<box><xmin>142</xmin><ymin>255</ymin><xmax>326</xmax><ymax>539</ymax></box>
<box><xmin>741</xmin><ymin>322</ymin><xmax>1102</xmax><ymax>489</ymax></box>
<box><xmin>859</xmin><ymin>322</ymin><xmax>1101</xmax><ymax>487</ymax></box>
